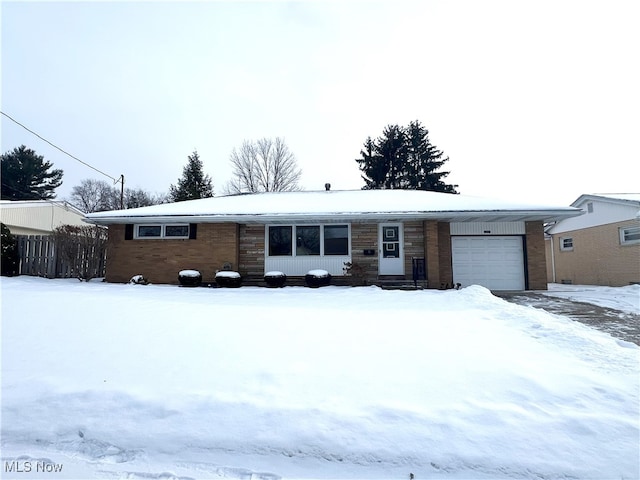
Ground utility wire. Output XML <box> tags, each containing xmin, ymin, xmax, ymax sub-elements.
<box><xmin>1</xmin><ymin>110</ymin><xmax>121</xmax><ymax>184</ymax></box>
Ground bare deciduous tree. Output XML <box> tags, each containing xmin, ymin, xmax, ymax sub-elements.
<box><xmin>69</xmin><ymin>179</ymin><xmax>119</xmax><ymax>213</ymax></box>
<box><xmin>69</xmin><ymin>179</ymin><xmax>168</xmax><ymax>212</ymax></box>
<box><xmin>52</xmin><ymin>225</ymin><xmax>107</xmax><ymax>281</ymax></box>
<box><xmin>224</xmin><ymin>137</ymin><xmax>302</xmax><ymax>194</ymax></box>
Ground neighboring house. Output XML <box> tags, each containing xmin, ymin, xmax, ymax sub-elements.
<box><xmin>84</xmin><ymin>189</ymin><xmax>581</xmax><ymax>290</ymax></box>
<box><xmin>0</xmin><ymin>200</ymin><xmax>86</xmax><ymax>235</ymax></box>
<box><xmin>545</xmin><ymin>194</ymin><xmax>640</xmax><ymax>287</ymax></box>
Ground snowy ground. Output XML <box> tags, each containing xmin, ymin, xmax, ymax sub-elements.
<box><xmin>1</xmin><ymin>277</ymin><xmax>638</xmax><ymax>480</ymax></box>
<box><xmin>542</xmin><ymin>283</ymin><xmax>640</xmax><ymax>315</ymax></box>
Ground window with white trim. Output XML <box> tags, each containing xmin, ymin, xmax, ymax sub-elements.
<box><xmin>267</xmin><ymin>225</ymin><xmax>349</xmax><ymax>257</ymax></box>
<box><xmin>135</xmin><ymin>224</ymin><xmax>190</xmax><ymax>239</ymax></box>
<box><xmin>560</xmin><ymin>237</ymin><xmax>574</xmax><ymax>251</ymax></box>
<box><xmin>619</xmin><ymin>225</ymin><xmax>640</xmax><ymax>245</ymax></box>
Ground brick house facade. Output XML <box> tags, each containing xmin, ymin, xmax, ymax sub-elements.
<box><xmin>546</xmin><ymin>194</ymin><xmax>639</xmax><ymax>286</ymax></box>
<box><xmin>87</xmin><ymin>190</ymin><xmax>580</xmax><ymax>290</ymax></box>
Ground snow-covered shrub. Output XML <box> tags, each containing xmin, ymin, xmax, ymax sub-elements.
<box><xmin>129</xmin><ymin>275</ymin><xmax>149</xmax><ymax>285</ymax></box>
<box><xmin>264</xmin><ymin>271</ymin><xmax>287</xmax><ymax>288</ymax></box>
<box><xmin>178</xmin><ymin>269</ymin><xmax>202</xmax><ymax>287</ymax></box>
<box><xmin>305</xmin><ymin>269</ymin><xmax>331</xmax><ymax>288</ymax></box>
<box><xmin>215</xmin><ymin>270</ymin><xmax>242</xmax><ymax>288</ymax></box>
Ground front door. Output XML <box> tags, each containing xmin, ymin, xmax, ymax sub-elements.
<box><xmin>379</xmin><ymin>223</ymin><xmax>404</xmax><ymax>275</ymax></box>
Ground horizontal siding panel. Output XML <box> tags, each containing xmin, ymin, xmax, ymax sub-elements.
<box><xmin>450</xmin><ymin>222</ymin><xmax>525</xmax><ymax>235</ymax></box>
<box><xmin>265</xmin><ymin>255</ymin><xmax>351</xmax><ymax>276</ymax></box>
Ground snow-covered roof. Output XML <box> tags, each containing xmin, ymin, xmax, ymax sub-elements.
<box><xmin>84</xmin><ymin>190</ymin><xmax>582</xmax><ymax>224</ymax></box>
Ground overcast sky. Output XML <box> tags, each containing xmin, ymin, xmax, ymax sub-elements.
<box><xmin>2</xmin><ymin>0</ymin><xmax>638</xmax><ymax>207</ymax></box>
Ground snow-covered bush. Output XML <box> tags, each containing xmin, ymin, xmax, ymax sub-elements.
<box><xmin>178</xmin><ymin>270</ymin><xmax>202</xmax><ymax>287</ymax></box>
<box><xmin>305</xmin><ymin>269</ymin><xmax>331</xmax><ymax>288</ymax></box>
<box><xmin>264</xmin><ymin>271</ymin><xmax>287</xmax><ymax>288</ymax></box>
<box><xmin>215</xmin><ymin>270</ymin><xmax>242</xmax><ymax>288</ymax></box>
<box><xmin>129</xmin><ymin>275</ymin><xmax>149</xmax><ymax>285</ymax></box>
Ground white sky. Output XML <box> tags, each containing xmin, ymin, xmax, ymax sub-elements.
<box><xmin>2</xmin><ymin>0</ymin><xmax>639</xmax><ymax>206</ymax></box>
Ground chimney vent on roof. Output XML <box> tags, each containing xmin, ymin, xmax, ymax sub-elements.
<box><xmin>325</xmin><ymin>183</ymin><xmax>331</xmax><ymax>191</ymax></box>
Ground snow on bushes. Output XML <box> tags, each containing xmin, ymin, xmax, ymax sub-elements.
<box><xmin>215</xmin><ymin>270</ymin><xmax>242</xmax><ymax>288</ymax></box>
<box><xmin>264</xmin><ymin>271</ymin><xmax>287</xmax><ymax>288</ymax></box>
<box><xmin>129</xmin><ymin>275</ymin><xmax>149</xmax><ymax>285</ymax></box>
<box><xmin>178</xmin><ymin>270</ymin><xmax>202</xmax><ymax>287</ymax></box>
<box><xmin>305</xmin><ymin>269</ymin><xmax>331</xmax><ymax>288</ymax></box>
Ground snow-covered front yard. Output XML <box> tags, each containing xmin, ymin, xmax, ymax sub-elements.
<box><xmin>1</xmin><ymin>277</ymin><xmax>638</xmax><ymax>480</ymax></box>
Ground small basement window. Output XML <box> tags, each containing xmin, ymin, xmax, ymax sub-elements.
<box><xmin>135</xmin><ymin>224</ymin><xmax>190</xmax><ymax>239</ymax></box>
<box><xmin>560</xmin><ymin>237</ymin><xmax>574</xmax><ymax>251</ymax></box>
<box><xmin>620</xmin><ymin>225</ymin><xmax>640</xmax><ymax>245</ymax></box>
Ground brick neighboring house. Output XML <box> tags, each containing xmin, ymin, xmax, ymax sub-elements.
<box><xmin>545</xmin><ymin>194</ymin><xmax>640</xmax><ymax>287</ymax></box>
<box><xmin>84</xmin><ymin>189</ymin><xmax>581</xmax><ymax>290</ymax></box>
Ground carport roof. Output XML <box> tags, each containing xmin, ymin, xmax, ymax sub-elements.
<box><xmin>84</xmin><ymin>189</ymin><xmax>582</xmax><ymax>225</ymax></box>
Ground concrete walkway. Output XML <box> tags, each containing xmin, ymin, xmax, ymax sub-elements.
<box><xmin>496</xmin><ymin>292</ymin><xmax>640</xmax><ymax>346</ymax></box>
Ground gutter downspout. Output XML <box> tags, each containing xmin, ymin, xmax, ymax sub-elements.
<box><xmin>550</xmin><ymin>234</ymin><xmax>556</xmax><ymax>284</ymax></box>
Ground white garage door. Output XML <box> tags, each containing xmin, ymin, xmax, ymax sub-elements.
<box><xmin>452</xmin><ymin>236</ymin><xmax>525</xmax><ymax>290</ymax></box>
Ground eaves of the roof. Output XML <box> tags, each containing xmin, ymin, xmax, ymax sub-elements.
<box><xmin>84</xmin><ymin>209</ymin><xmax>582</xmax><ymax>225</ymax></box>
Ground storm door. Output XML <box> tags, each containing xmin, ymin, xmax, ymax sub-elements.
<box><xmin>379</xmin><ymin>223</ymin><xmax>404</xmax><ymax>275</ymax></box>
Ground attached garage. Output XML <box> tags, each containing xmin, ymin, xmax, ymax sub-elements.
<box><xmin>452</xmin><ymin>236</ymin><xmax>525</xmax><ymax>290</ymax></box>
<box><xmin>450</xmin><ymin>222</ymin><xmax>527</xmax><ymax>290</ymax></box>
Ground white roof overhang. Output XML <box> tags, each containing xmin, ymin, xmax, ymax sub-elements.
<box><xmin>84</xmin><ymin>209</ymin><xmax>581</xmax><ymax>225</ymax></box>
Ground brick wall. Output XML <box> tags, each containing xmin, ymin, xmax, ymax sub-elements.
<box><xmin>549</xmin><ymin>220</ymin><xmax>640</xmax><ymax>286</ymax></box>
<box><xmin>438</xmin><ymin>222</ymin><xmax>453</xmax><ymax>287</ymax></box>
<box><xmin>525</xmin><ymin>221</ymin><xmax>547</xmax><ymax>290</ymax></box>
<box><xmin>424</xmin><ymin>220</ymin><xmax>440</xmax><ymax>288</ymax></box>
<box><xmin>105</xmin><ymin>223</ymin><xmax>239</xmax><ymax>284</ymax></box>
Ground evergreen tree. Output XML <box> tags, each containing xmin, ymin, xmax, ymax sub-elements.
<box><xmin>355</xmin><ymin>137</ymin><xmax>386</xmax><ymax>190</ymax></box>
<box><xmin>169</xmin><ymin>150</ymin><xmax>214</xmax><ymax>202</ymax></box>
<box><xmin>1</xmin><ymin>223</ymin><xmax>20</xmax><ymax>276</ymax></box>
<box><xmin>355</xmin><ymin>121</ymin><xmax>458</xmax><ymax>193</ymax></box>
<box><xmin>405</xmin><ymin>120</ymin><xmax>457</xmax><ymax>193</ymax></box>
<box><xmin>1</xmin><ymin>145</ymin><xmax>64</xmax><ymax>200</ymax></box>
<box><xmin>376</xmin><ymin>124</ymin><xmax>407</xmax><ymax>189</ymax></box>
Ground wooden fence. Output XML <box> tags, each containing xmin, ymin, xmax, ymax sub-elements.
<box><xmin>15</xmin><ymin>235</ymin><xmax>106</xmax><ymax>279</ymax></box>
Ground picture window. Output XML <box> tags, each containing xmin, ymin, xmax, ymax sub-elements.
<box><xmin>268</xmin><ymin>225</ymin><xmax>350</xmax><ymax>257</ymax></box>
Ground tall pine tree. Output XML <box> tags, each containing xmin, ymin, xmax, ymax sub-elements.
<box><xmin>355</xmin><ymin>137</ymin><xmax>386</xmax><ymax>190</ymax></box>
<box><xmin>405</xmin><ymin>120</ymin><xmax>457</xmax><ymax>193</ymax></box>
<box><xmin>169</xmin><ymin>150</ymin><xmax>214</xmax><ymax>202</ymax></box>
<box><xmin>1</xmin><ymin>145</ymin><xmax>64</xmax><ymax>200</ymax></box>
<box><xmin>355</xmin><ymin>121</ymin><xmax>458</xmax><ymax>193</ymax></box>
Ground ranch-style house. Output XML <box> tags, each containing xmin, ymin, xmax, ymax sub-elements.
<box><xmin>84</xmin><ymin>189</ymin><xmax>582</xmax><ymax>290</ymax></box>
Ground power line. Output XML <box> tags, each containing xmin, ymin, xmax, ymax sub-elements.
<box><xmin>1</xmin><ymin>110</ymin><xmax>121</xmax><ymax>184</ymax></box>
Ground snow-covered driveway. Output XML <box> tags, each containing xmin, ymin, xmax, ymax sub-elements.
<box><xmin>1</xmin><ymin>277</ymin><xmax>638</xmax><ymax>479</ymax></box>
<box><xmin>497</xmin><ymin>284</ymin><xmax>640</xmax><ymax>345</ymax></box>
